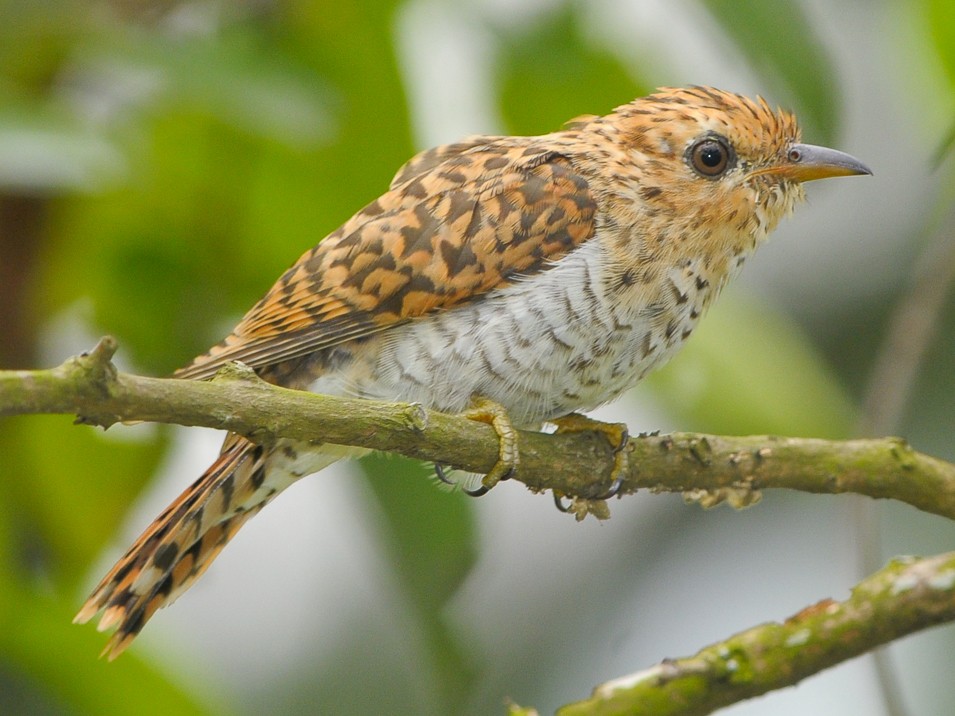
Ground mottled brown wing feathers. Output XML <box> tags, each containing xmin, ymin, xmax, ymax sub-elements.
<box><xmin>176</xmin><ymin>138</ymin><xmax>597</xmax><ymax>380</ymax></box>
<box><xmin>388</xmin><ymin>135</ymin><xmax>507</xmax><ymax>188</ymax></box>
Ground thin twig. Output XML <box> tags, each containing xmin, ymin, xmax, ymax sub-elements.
<box><xmin>860</xmin><ymin>205</ymin><xmax>955</xmax><ymax>437</ymax></box>
<box><xmin>856</xmin><ymin>202</ymin><xmax>955</xmax><ymax>716</ymax></box>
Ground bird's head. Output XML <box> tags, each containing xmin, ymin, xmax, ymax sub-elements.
<box><xmin>600</xmin><ymin>86</ymin><xmax>870</xmax><ymax>259</ymax></box>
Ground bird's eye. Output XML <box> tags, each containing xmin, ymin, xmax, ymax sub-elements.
<box><xmin>688</xmin><ymin>136</ymin><xmax>733</xmax><ymax>178</ymax></box>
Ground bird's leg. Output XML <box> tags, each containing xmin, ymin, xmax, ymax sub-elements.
<box><xmin>455</xmin><ymin>397</ymin><xmax>519</xmax><ymax>497</ymax></box>
<box><xmin>550</xmin><ymin>413</ymin><xmax>629</xmax><ymax>515</ymax></box>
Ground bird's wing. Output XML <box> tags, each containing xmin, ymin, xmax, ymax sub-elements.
<box><xmin>387</xmin><ymin>135</ymin><xmax>508</xmax><ymax>188</ymax></box>
<box><xmin>175</xmin><ymin>137</ymin><xmax>597</xmax><ymax>380</ymax></box>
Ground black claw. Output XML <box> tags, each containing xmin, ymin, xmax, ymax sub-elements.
<box><xmin>553</xmin><ymin>492</ymin><xmax>571</xmax><ymax>512</ymax></box>
<box><xmin>464</xmin><ymin>465</ymin><xmax>513</xmax><ymax>497</ymax></box>
<box><xmin>436</xmin><ymin>463</ymin><xmax>496</xmax><ymax>497</ymax></box>
<box><xmin>434</xmin><ymin>463</ymin><xmax>454</xmax><ymax>485</ymax></box>
<box><xmin>593</xmin><ymin>473</ymin><xmax>624</xmax><ymax>501</ymax></box>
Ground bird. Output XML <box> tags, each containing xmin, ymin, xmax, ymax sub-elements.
<box><xmin>74</xmin><ymin>86</ymin><xmax>871</xmax><ymax>658</ymax></box>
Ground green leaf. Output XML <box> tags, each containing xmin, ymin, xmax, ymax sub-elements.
<box><xmin>0</xmin><ymin>416</ymin><xmax>166</xmax><ymax>588</ymax></box>
<box><xmin>360</xmin><ymin>453</ymin><xmax>479</xmax><ymax>704</ymax></box>
<box><xmin>645</xmin><ymin>293</ymin><xmax>856</xmax><ymax>438</ymax></box>
<box><xmin>0</xmin><ymin>583</ymin><xmax>213</xmax><ymax>715</ymax></box>
<box><xmin>361</xmin><ymin>455</ymin><xmax>477</xmax><ymax>610</ymax></box>
<box><xmin>927</xmin><ymin>0</ymin><xmax>955</xmax><ymax>93</ymax></box>
<box><xmin>699</xmin><ymin>0</ymin><xmax>839</xmax><ymax>144</ymax></box>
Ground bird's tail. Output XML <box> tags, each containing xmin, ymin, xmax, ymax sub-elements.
<box><xmin>74</xmin><ymin>434</ymin><xmax>293</xmax><ymax>659</ymax></box>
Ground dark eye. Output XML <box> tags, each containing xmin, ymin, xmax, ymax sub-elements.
<box><xmin>688</xmin><ymin>136</ymin><xmax>733</xmax><ymax>178</ymax></box>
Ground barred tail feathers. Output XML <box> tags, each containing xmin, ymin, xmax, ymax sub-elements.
<box><xmin>74</xmin><ymin>435</ymin><xmax>292</xmax><ymax>659</ymax></box>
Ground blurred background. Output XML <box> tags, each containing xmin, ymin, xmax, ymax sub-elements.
<box><xmin>1</xmin><ymin>0</ymin><xmax>954</xmax><ymax>714</ymax></box>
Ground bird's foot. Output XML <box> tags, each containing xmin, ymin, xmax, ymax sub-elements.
<box><xmin>550</xmin><ymin>413</ymin><xmax>629</xmax><ymax>519</ymax></box>
<box><xmin>453</xmin><ymin>397</ymin><xmax>519</xmax><ymax>496</ymax></box>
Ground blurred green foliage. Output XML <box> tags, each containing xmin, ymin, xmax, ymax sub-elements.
<box><xmin>494</xmin><ymin>4</ymin><xmax>650</xmax><ymax>133</ymax></box>
<box><xmin>1</xmin><ymin>0</ymin><xmax>953</xmax><ymax>714</ymax></box>
<box><xmin>928</xmin><ymin>0</ymin><xmax>955</xmax><ymax>91</ymax></box>
<box><xmin>700</xmin><ymin>0</ymin><xmax>838</xmax><ymax>143</ymax></box>
<box><xmin>646</xmin><ymin>295</ymin><xmax>856</xmax><ymax>438</ymax></box>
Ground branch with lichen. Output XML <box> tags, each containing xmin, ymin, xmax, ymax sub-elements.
<box><xmin>3</xmin><ymin>337</ymin><xmax>955</xmax><ymax>520</ymax></box>
<box><xmin>4</xmin><ymin>337</ymin><xmax>955</xmax><ymax>714</ymax></box>
<box><xmin>506</xmin><ymin>551</ymin><xmax>955</xmax><ymax>716</ymax></box>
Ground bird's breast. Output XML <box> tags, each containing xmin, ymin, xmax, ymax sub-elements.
<box><xmin>306</xmin><ymin>237</ymin><xmax>728</xmax><ymax>426</ymax></box>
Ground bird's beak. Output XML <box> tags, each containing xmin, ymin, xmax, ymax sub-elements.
<box><xmin>763</xmin><ymin>143</ymin><xmax>872</xmax><ymax>183</ymax></box>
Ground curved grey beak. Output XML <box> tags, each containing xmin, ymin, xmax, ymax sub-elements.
<box><xmin>777</xmin><ymin>143</ymin><xmax>873</xmax><ymax>182</ymax></box>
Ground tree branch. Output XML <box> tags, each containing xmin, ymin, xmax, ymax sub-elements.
<box><xmin>3</xmin><ymin>337</ymin><xmax>955</xmax><ymax>521</ymax></box>
<box><xmin>549</xmin><ymin>551</ymin><xmax>955</xmax><ymax>716</ymax></box>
